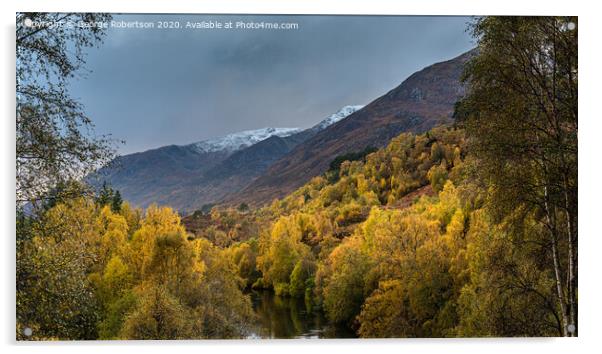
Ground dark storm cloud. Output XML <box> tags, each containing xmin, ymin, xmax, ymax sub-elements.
<box><xmin>68</xmin><ymin>14</ymin><xmax>474</xmax><ymax>154</ymax></box>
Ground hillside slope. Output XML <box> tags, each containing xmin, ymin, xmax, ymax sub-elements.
<box><xmin>169</xmin><ymin>106</ymin><xmax>363</xmax><ymax>212</ymax></box>
<box><xmin>90</xmin><ymin>128</ymin><xmax>300</xmax><ymax>211</ymax></box>
<box><xmin>227</xmin><ymin>50</ymin><xmax>475</xmax><ymax>206</ymax></box>
<box><xmin>92</xmin><ymin>107</ymin><xmax>363</xmax><ymax>212</ymax></box>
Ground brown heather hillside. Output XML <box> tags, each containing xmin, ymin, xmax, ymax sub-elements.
<box><xmin>226</xmin><ymin>49</ymin><xmax>475</xmax><ymax>206</ymax></box>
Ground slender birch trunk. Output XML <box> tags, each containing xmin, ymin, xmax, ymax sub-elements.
<box><xmin>544</xmin><ymin>185</ymin><xmax>568</xmax><ymax>336</ymax></box>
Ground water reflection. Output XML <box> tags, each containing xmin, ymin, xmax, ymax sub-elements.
<box><xmin>248</xmin><ymin>290</ymin><xmax>357</xmax><ymax>339</ymax></box>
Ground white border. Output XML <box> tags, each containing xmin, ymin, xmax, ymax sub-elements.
<box><xmin>2</xmin><ymin>1</ymin><xmax>600</xmax><ymax>354</ymax></box>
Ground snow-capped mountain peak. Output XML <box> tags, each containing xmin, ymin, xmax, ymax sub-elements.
<box><xmin>192</xmin><ymin>127</ymin><xmax>302</xmax><ymax>153</ymax></box>
<box><xmin>312</xmin><ymin>105</ymin><xmax>364</xmax><ymax>131</ymax></box>
<box><xmin>190</xmin><ymin>106</ymin><xmax>362</xmax><ymax>154</ymax></box>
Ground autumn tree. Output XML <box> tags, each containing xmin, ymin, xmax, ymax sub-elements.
<box><xmin>355</xmin><ymin>188</ymin><xmax>464</xmax><ymax>337</ymax></box>
<box><xmin>16</xmin><ymin>12</ymin><xmax>114</xmax><ymax>206</ymax></box>
<box><xmin>121</xmin><ymin>283</ymin><xmax>198</xmax><ymax>340</ymax></box>
<box><xmin>455</xmin><ymin>209</ymin><xmax>562</xmax><ymax>336</ymax></box>
<box><xmin>18</xmin><ymin>198</ymin><xmax>255</xmax><ymax>340</ymax></box>
<box><xmin>456</xmin><ymin>16</ymin><xmax>578</xmax><ymax>336</ymax></box>
<box><xmin>16</xmin><ymin>198</ymin><xmax>102</xmax><ymax>339</ymax></box>
<box><xmin>317</xmin><ymin>235</ymin><xmax>371</xmax><ymax>324</ymax></box>
<box><xmin>256</xmin><ymin>215</ymin><xmax>312</xmax><ymax>296</ymax></box>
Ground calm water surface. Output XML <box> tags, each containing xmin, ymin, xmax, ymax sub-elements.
<box><xmin>248</xmin><ymin>290</ymin><xmax>357</xmax><ymax>339</ymax></box>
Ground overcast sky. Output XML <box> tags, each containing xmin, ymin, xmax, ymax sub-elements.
<box><xmin>68</xmin><ymin>14</ymin><xmax>474</xmax><ymax>154</ymax></box>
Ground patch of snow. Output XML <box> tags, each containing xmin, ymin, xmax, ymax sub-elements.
<box><xmin>311</xmin><ymin>105</ymin><xmax>364</xmax><ymax>131</ymax></box>
<box><xmin>191</xmin><ymin>127</ymin><xmax>302</xmax><ymax>153</ymax></box>
<box><xmin>189</xmin><ymin>105</ymin><xmax>362</xmax><ymax>154</ymax></box>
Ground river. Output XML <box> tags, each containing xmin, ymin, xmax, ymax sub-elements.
<box><xmin>247</xmin><ymin>290</ymin><xmax>357</xmax><ymax>339</ymax></box>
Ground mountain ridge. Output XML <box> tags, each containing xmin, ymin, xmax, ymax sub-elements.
<box><xmin>225</xmin><ymin>49</ymin><xmax>475</xmax><ymax>206</ymax></box>
<box><xmin>92</xmin><ymin>105</ymin><xmax>363</xmax><ymax>212</ymax></box>
<box><xmin>191</xmin><ymin>127</ymin><xmax>302</xmax><ymax>154</ymax></box>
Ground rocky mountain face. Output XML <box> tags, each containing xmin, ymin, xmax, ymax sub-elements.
<box><xmin>225</xmin><ymin>50</ymin><xmax>475</xmax><ymax>206</ymax></box>
<box><xmin>91</xmin><ymin>106</ymin><xmax>363</xmax><ymax>212</ymax></box>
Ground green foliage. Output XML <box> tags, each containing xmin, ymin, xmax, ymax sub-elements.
<box><xmin>427</xmin><ymin>163</ymin><xmax>448</xmax><ymax>193</ymax></box>
<box><xmin>96</xmin><ymin>182</ymin><xmax>123</xmax><ymax>212</ymax></box>
<box><xmin>328</xmin><ymin>146</ymin><xmax>378</xmax><ymax>173</ymax></box>
<box><xmin>98</xmin><ymin>291</ymin><xmax>136</xmax><ymax>339</ymax></box>
<box><xmin>257</xmin><ymin>215</ymin><xmax>312</xmax><ymax>290</ymax></box>
<box><xmin>326</xmin><ymin>146</ymin><xmax>379</xmax><ymax>184</ymax></box>
<box><xmin>228</xmin><ymin>239</ymin><xmax>261</xmax><ymax>287</ymax></box>
<box><xmin>289</xmin><ymin>258</ymin><xmax>317</xmax><ymax>299</ymax></box>
<box><xmin>318</xmin><ymin>235</ymin><xmax>371</xmax><ymax>323</ymax></box>
<box><xmin>457</xmin><ymin>16</ymin><xmax>578</xmax><ymax>336</ymax></box>
<box><xmin>199</xmin><ymin>203</ymin><xmax>216</xmax><ymax>214</ymax></box>
<box><xmin>454</xmin><ymin>209</ymin><xmax>560</xmax><ymax>336</ymax></box>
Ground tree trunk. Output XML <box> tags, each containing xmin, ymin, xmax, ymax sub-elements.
<box><xmin>544</xmin><ymin>186</ymin><xmax>569</xmax><ymax>336</ymax></box>
<box><xmin>564</xmin><ymin>177</ymin><xmax>577</xmax><ymax>336</ymax></box>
